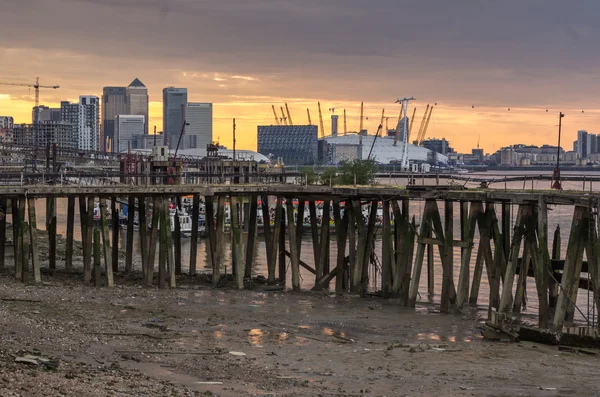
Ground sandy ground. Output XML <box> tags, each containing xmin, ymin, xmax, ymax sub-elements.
<box><xmin>1</xmin><ymin>271</ymin><xmax>600</xmax><ymax>397</ymax></box>
<box><xmin>0</xmin><ymin>228</ymin><xmax>599</xmax><ymax>396</ymax></box>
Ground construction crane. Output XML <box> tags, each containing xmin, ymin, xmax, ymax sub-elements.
<box><xmin>280</xmin><ymin>106</ymin><xmax>288</xmax><ymax>125</ymax></box>
<box><xmin>318</xmin><ymin>102</ymin><xmax>325</xmax><ymax>138</ymax></box>
<box><xmin>0</xmin><ymin>77</ymin><xmax>60</xmax><ymax>110</ymax></box>
<box><xmin>343</xmin><ymin>109</ymin><xmax>347</xmax><ymax>135</ymax></box>
<box><xmin>415</xmin><ymin>104</ymin><xmax>430</xmax><ymax>144</ymax></box>
<box><xmin>307</xmin><ymin>108</ymin><xmax>312</xmax><ymax>125</ymax></box>
<box><xmin>393</xmin><ymin>107</ymin><xmax>404</xmax><ymax>146</ymax></box>
<box><xmin>271</xmin><ymin>105</ymin><xmax>280</xmax><ymax>125</ymax></box>
<box><xmin>285</xmin><ymin>103</ymin><xmax>294</xmax><ymax>126</ymax></box>
<box><xmin>359</xmin><ymin>101</ymin><xmax>364</xmax><ymax>145</ymax></box>
<box><xmin>417</xmin><ymin>105</ymin><xmax>434</xmax><ymax>145</ymax></box>
<box><xmin>407</xmin><ymin>107</ymin><xmax>417</xmax><ymax>142</ymax></box>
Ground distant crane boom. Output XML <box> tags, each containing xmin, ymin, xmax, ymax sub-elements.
<box><xmin>318</xmin><ymin>101</ymin><xmax>325</xmax><ymax>138</ymax></box>
<box><xmin>0</xmin><ymin>77</ymin><xmax>60</xmax><ymax>108</ymax></box>
<box><xmin>272</xmin><ymin>105</ymin><xmax>280</xmax><ymax>125</ymax></box>
<box><xmin>307</xmin><ymin>108</ymin><xmax>312</xmax><ymax>125</ymax></box>
<box><xmin>407</xmin><ymin>107</ymin><xmax>417</xmax><ymax>142</ymax></box>
<box><xmin>418</xmin><ymin>105</ymin><xmax>434</xmax><ymax>145</ymax></box>
<box><xmin>359</xmin><ymin>101</ymin><xmax>364</xmax><ymax>145</ymax></box>
<box><xmin>415</xmin><ymin>104</ymin><xmax>430</xmax><ymax>144</ymax></box>
<box><xmin>280</xmin><ymin>106</ymin><xmax>288</xmax><ymax>125</ymax></box>
<box><xmin>393</xmin><ymin>107</ymin><xmax>404</xmax><ymax>146</ymax></box>
<box><xmin>343</xmin><ymin>109</ymin><xmax>347</xmax><ymax>135</ymax></box>
<box><xmin>285</xmin><ymin>103</ymin><xmax>294</xmax><ymax>126</ymax></box>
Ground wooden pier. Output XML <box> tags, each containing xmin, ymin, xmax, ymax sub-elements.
<box><xmin>1</xmin><ymin>184</ymin><xmax>599</xmax><ymax>332</ymax></box>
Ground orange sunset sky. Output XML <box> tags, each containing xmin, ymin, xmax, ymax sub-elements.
<box><xmin>2</xmin><ymin>0</ymin><xmax>600</xmax><ymax>154</ymax></box>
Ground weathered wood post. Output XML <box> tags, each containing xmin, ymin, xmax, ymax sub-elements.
<box><xmin>188</xmin><ymin>194</ymin><xmax>200</xmax><ymax>276</ymax></box>
<box><xmin>65</xmin><ymin>196</ymin><xmax>75</xmax><ymax>272</ymax></box>
<box><xmin>499</xmin><ymin>205</ymin><xmax>526</xmax><ymax>314</ymax></box>
<box><xmin>244</xmin><ymin>195</ymin><xmax>258</xmax><ymax>278</ymax></box>
<box><xmin>267</xmin><ymin>198</ymin><xmax>282</xmax><ymax>285</ymax></box>
<box><xmin>158</xmin><ymin>199</ymin><xmax>167</xmax><ymax>289</ymax></box>
<box><xmin>286</xmin><ymin>199</ymin><xmax>301</xmax><ymax>291</ymax></box>
<box><xmin>125</xmin><ymin>195</ymin><xmax>135</xmax><ymax>273</ymax></box>
<box><xmin>99</xmin><ymin>198</ymin><xmax>114</xmax><ymax>287</ymax></box>
<box><xmin>85</xmin><ymin>196</ymin><xmax>95</xmax><ymax>282</ymax></box>
<box><xmin>93</xmin><ymin>229</ymin><xmax>102</xmax><ymax>288</ymax></box>
<box><xmin>173</xmin><ymin>196</ymin><xmax>182</xmax><ymax>275</ymax></box>
<box><xmin>441</xmin><ymin>200</ymin><xmax>454</xmax><ymax>313</ymax></box>
<box><xmin>361</xmin><ymin>201</ymin><xmax>378</xmax><ymax>295</ymax></box>
<box><xmin>308</xmin><ymin>201</ymin><xmax>320</xmax><ymax>274</ymax></box>
<box><xmin>351</xmin><ymin>199</ymin><xmax>365</xmax><ymax>293</ymax></box>
<box><xmin>549</xmin><ymin>224</ymin><xmax>561</xmax><ymax>308</ymax></box>
<box><xmin>111</xmin><ymin>197</ymin><xmax>119</xmax><ymax>273</ymax></box>
<box><xmin>408</xmin><ymin>200</ymin><xmax>435</xmax><ymax>307</ymax></box>
<box><xmin>231</xmin><ymin>196</ymin><xmax>244</xmax><ymax>289</ymax></box>
<box><xmin>27</xmin><ymin>197</ymin><xmax>41</xmax><ymax>283</ymax></box>
<box><xmin>535</xmin><ymin>199</ymin><xmax>550</xmax><ymax>328</ymax></box>
<box><xmin>333</xmin><ymin>201</ymin><xmax>349</xmax><ymax>294</ymax></box>
<box><xmin>456</xmin><ymin>202</ymin><xmax>481</xmax><ymax>309</ymax></box>
<box><xmin>0</xmin><ymin>197</ymin><xmax>6</xmax><ymax>271</ymax></box>
<box><xmin>138</xmin><ymin>196</ymin><xmax>148</xmax><ymax>276</ymax></box>
<box><xmin>17</xmin><ymin>196</ymin><xmax>26</xmax><ymax>280</ymax></box>
<box><xmin>214</xmin><ymin>195</ymin><xmax>226</xmax><ymax>283</ymax></box>
<box><xmin>46</xmin><ymin>196</ymin><xmax>56</xmax><ymax>270</ymax></box>
<box><xmin>279</xmin><ymin>203</ymin><xmax>286</xmax><ymax>285</ymax></box>
<box><xmin>146</xmin><ymin>197</ymin><xmax>160</xmax><ymax>286</ymax></box>
<box><xmin>261</xmin><ymin>196</ymin><xmax>274</xmax><ymax>277</ymax></box>
<box><xmin>164</xmin><ymin>197</ymin><xmax>176</xmax><ymax>288</ymax></box>
<box><xmin>381</xmin><ymin>199</ymin><xmax>392</xmax><ymax>298</ymax></box>
<box><xmin>317</xmin><ymin>201</ymin><xmax>330</xmax><ymax>286</ymax></box>
<box><xmin>12</xmin><ymin>198</ymin><xmax>20</xmax><ymax>278</ymax></box>
<box><xmin>21</xmin><ymin>221</ymin><xmax>29</xmax><ymax>282</ymax></box>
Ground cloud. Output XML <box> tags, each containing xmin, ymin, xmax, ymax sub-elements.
<box><xmin>231</xmin><ymin>76</ymin><xmax>258</xmax><ymax>81</ymax></box>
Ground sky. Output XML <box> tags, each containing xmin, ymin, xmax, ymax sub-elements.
<box><xmin>2</xmin><ymin>0</ymin><xmax>600</xmax><ymax>153</ymax></box>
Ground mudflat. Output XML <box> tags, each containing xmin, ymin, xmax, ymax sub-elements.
<box><xmin>0</xmin><ymin>271</ymin><xmax>598</xmax><ymax>397</ymax></box>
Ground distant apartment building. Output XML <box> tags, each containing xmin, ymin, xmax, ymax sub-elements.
<box><xmin>421</xmin><ymin>138</ymin><xmax>454</xmax><ymax>155</ymax></box>
<box><xmin>32</xmin><ymin>106</ymin><xmax>61</xmax><ymax>124</ymax></box>
<box><xmin>257</xmin><ymin>125</ymin><xmax>318</xmax><ymax>165</ymax></box>
<box><xmin>13</xmin><ymin>122</ymin><xmax>77</xmax><ymax>149</ymax></box>
<box><xmin>127</xmin><ymin>78</ymin><xmax>149</xmax><ymax>135</ymax></box>
<box><xmin>0</xmin><ymin>116</ymin><xmax>14</xmax><ymax>143</ymax></box>
<box><xmin>102</xmin><ymin>87</ymin><xmax>127</xmax><ymax>152</ymax></box>
<box><xmin>0</xmin><ymin>116</ymin><xmax>13</xmax><ymax>130</ymax></box>
<box><xmin>163</xmin><ymin>87</ymin><xmax>188</xmax><ymax>148</ymax></box>
<box><xmin>116</xmin><ymin>115</ymin><xmax>145</xmax><ymax>153</ymax></box>
<box><xmin>181</xmin><ymin>102</ymin><xmax>212</xmax><ymax>150</ymax></box>
<box><xmin>573</xmin><ymin>129</ymin><xmax>600</xmax><ymax>159</ymax></box>
<box><xmin>61</xmin><ymin>96</ymin><xmax>100</xmax><ymax>151</ymax></box>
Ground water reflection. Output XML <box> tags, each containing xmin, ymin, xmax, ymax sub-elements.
<box><xmin>248</xmin><ymin>328</ymin><xmax>263</xmax><ymax>345</ymax></box>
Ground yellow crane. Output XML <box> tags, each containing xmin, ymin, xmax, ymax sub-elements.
<box><xmin>0</xmin><ymin>77</ymin><xmax>60</xmax><ymax>109</ymax></box>
<box><xmin>407</xmin><ymin>107</ymin><xmax>417</xmax><ymax>142</ymax></box>
<box><xmin>271</xmin><ymin>105</ymin><xmax>280</xmax><ymax>125</ymax></box>
<box><xmin>280</xmin><ymin>106</ymin><xmax>288</xmax><ymax>125</ymax></box>
<box><xmin>343</xmin><ymin>109</ymin><xmax>347</xmax><ymax>135</ymax></box>
<box><xmin>307</xmin><ymin>108</ymin><xmax>312</xmax><ymax>125</ymax></box>
<box><xmin>359</xmin><ymin>101</ymin><xmax>364</xmax><ymax>145</ymax></box>
<box><xmin>393</xmin><ymin>106</ymin><xmax>404</xmax><ymax>146</ymax></box>
<box><xmin>415</xmin><ymin>104</ymin><xmax>430</xmax><ymax>144</ymax></box>
<box><xmin>418</xmin><ymin>105</ymin><xmax>434</xmax><ymax>145</ymax></box>
<box><xmin>318</xmin><ymin>101</ymin><xmax>325</xmax><ymax>138</ymax></box>
<box><xmin>285</xmin><ymin>103</ymin><xmax>294</xmax><ymax>126</ymax></box>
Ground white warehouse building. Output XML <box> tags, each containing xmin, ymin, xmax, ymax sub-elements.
<box><xmin>321</xmin><ymin>134</ymin><xmax>447</xmax><ymax>165</ymax></box>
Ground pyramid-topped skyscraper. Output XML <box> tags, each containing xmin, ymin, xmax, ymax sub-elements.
<box><xmin>126</xmin><ymin>78</ymin><xmax>149</xmax><ymax>135</ymax></box>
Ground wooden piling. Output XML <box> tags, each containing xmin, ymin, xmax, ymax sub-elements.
<box><xmin>189</xmin><ymin>194</ymin><xmax>200</xmax><ymax>276</ymax></box>
<box><xmin>279</xmin><ymin>203</ymin><xmax>286</xmax><ymax>285</ymax></box>
<box><xmin>499</xmin><ymin>205</ymin><xmax>526</xmax><ymax>314</ymax></box>
<box><xmin>46</xmin><ymin>197</ymin><xmax>56</xmax><ymax>270</ymax></box>
<box><xmin>261</xmin><ymin>195</ymin><xmax>274</xmax><ymax>277</ymax></box>
<box><xmin>12</xmin><ymin>198</ymin><xmax>20</xmax><ymax>278</ymax></box>
<box><xmin>158</xmin><ymin>200</ymin><xmax>166</xmax><ymax>289</ymax></box>
<box><xmin>138</xmin><ymin>196</ymin><xmax>148</xmax><ymax>276</ymax></box>
<box><xmin>99</xmin><ymin>198</ymin><xmax>114</xmax><ymax>287</ymax></box>
<box><xmin>295</xmin><ymin>200</ymin><xmax>305</xmax><ymax>258</ymax></box>
<box><xmin>308</xmin><ymin>201</ymin><xmax>320</xmax><ymax>272</ymax></box>
<box><xmin>286</xmin><ymin>199</ymin><xmax>301</xmax><ymax>291</ymax></box>
<box><xmin>65</xmin><ymin>196</ymin><xmax>75</xmax><ymax>272</ymax></box>
<box><xmin>173</xmin><ymin>196</ymin><xmax>182</xmax><ymax>275</ymax></box>
<box><xmin>164</xmin><ymin>198</ymin><xmax>176</xmax><ymax>288</ymax></box>
<box><xmin>351</xmin><ymin>199</ymin><xmax>366</xmax><ymax>293</ymax></box>
<box><xmin>317</xmin><ymin>200</ymin><xmax>330</xmax><ymax>285</ymax></box>
<box><xmin>204</xmin><ymin>196</ymin><xmax>218</xmax><ymax>285</ymax></box>
<box><xmin>111</xmin><ymin>197</ymin><xmax>119</xmax><ymax>273</ymax></box>
<box><xmin>268</xmin><ymin>197</ymin><xmax>282</xmax><ymax>284</ymax></box>
<box><xmin>534</xmin><ymin>199</ymin><xmax>550</xmax><ymax>328</ymax></box>
<box><xmin>456</xmin><ymin>201</ymin><xmax>482</xmax><ymax>308</ymax></box>
<box><xmin>214</xmin><ymin>195</ymin><xmax>226</xmax><ymax>284</ymax></box>
<box><xmin>27</xmin><ymin>197</ymin><xmax>41</xmax><ymax>283</ymax></box>
<box><xmin>93</xmin><ymin>229</ymin><xmax>102</xmax><ymax>288</ymax></box>
<box><xmin>125</xmin><ymin>195</ymin><xmax>135</xmax><ymax>273</ymax></box>
<box><xmin>21</xmin><ymin>221</ymin><xmax>29</xmax><ymax>282</ymax></box>
<box><xmin>408</xmin><ymin>200</ymin><xmax>436</xmax><ymax>307</ymax></box>
<box><xmin>17</xmin><ymin>197</ymin><xmax>26</xmax><ymax>280</ymax></box>
<box><xmin>381</xmin><ymin>200</ymin><xmax>392</xmax><ymax>298</ymax></box>
<box><xmin>361</xmin><ymin>201</ymin><xmax>378</xmax><ymax>295</ymax></box>
<box><xmin>244</xmin><ymin>195</ymin><xmax>258</xmax><ymax>278</ymax></box>
<box><xmin>146</xmin><ymin>197</ymin><xmax>160</xmax><ymax>286</ymax></box>
<box><xmin>0</xmin><ymin>198</ymin><xmax>6</xmax><ymax>271</ymax></box>
<box><xmin>231</xmin><ymin>196</ymin><xmax>244</xmax><ymax>289</ymax></box>
<box><xmin>333</xmin><ymin>201</ymin><xmax>348</xmax><ymax>294</ymax></box>
<box><xmin>513</xmin><ymin>235</ymin><xmax>531</xmax><ymax>313</ymax></box>
<box><xmin>469</xmin><ymin>240</ymin><xmax>485</xmax><ymax>306</ymax></box>
<box><xmin>441</xmin><ymin>200</ymin><xmax>454</xmax><ymax>313</ymax></box>
<box><xmin>549</xmin><ymin>224</ymin><xmax>561</xmax><ymax>308</ymax></box>
<box><xmin>553</xmin><ymin>206</ymin><xmax>587</xmax><ymax>330</ymax></box>
<box><xmin>347</xmin><ymin>204</ymin><xmax>357</xmax><ymax>291</ymax></box>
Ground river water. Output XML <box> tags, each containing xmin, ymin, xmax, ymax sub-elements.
<box><xmin>30</xmin><ymin>170</ymin><xmax>599</xmax><ymax>325</ymax></box>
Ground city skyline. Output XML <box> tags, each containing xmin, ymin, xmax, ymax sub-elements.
<box><xmin>3</xmin><ymin>1</ymin><xmax>600</xmax><ymax>153</ymax></box>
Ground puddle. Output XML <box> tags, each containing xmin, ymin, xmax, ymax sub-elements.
<box><xmin>128</xmin><ymin>362</ymin><xmax>222</xmax><ymax>392</ymax></box>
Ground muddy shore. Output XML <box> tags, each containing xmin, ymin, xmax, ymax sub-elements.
<box><xmin>0</xmin><ymin>229</ymin><xmax>599</xmax><ymax>396</ymax></box>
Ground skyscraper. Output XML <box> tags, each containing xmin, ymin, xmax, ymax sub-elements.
<box><xmin>102</xmin><ymin>87</ymin><xmax>127</xmax><ymax>151</ymax></box>
<box><xmin>162</xmin><ymin>87</ymin><xmax>187</xmax><ymax>148</ymax></box>
<box><xmin>61</xmin><ymin>96</ymin><xmax>99</xmax><ymax>151</ymax></box>
<box><xmin>182</xmin><ymin>103</ymin><xmax>212</xmax><ymax>150</ymax></box>
<box><xmin>126</xmin><ymin>78</ymin><xmax>149</xmax><ymax>134</ymax></box>
<box><xmin>116</xmin><ymin>115</ymin><xmax>145</xmax><ymax>153</ymax></box>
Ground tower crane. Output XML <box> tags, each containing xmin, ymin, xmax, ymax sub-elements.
<box><xmin>318</xmin><ymin>102</ymin><xmax>325</xmax><ymax>138</ymax></box>
<box><xmin>285</xmin><ymin>103</ymin><xmax>294</xmax><ymax>126</ymax></box>
<box><xmin>417</xmin><ymin>105</ymin><xmax>434</xmax><ymax>145</ymax></box>
<box><xmin>0</xmin><ymin>77</ymin><xmax>60</xmax><ymax>110</ymax></box>
<box><xmin>415</xmin><ymin>104</ymin><xmax>430</xmax><ymax>144</ymax></box>
<box><xmin>271</xmin><ymin>105</ymin><xmax>280</xmax><ymax>125</ymax></box>
<box><xmin>393</xmin><ymin>106</ymin><xmax>404</xmax><ymax>146</ymax></box>
<box><xmin>307</xmin><ymin>108</ymin><xmax>312</xmax><ymax>125</ymax></box>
